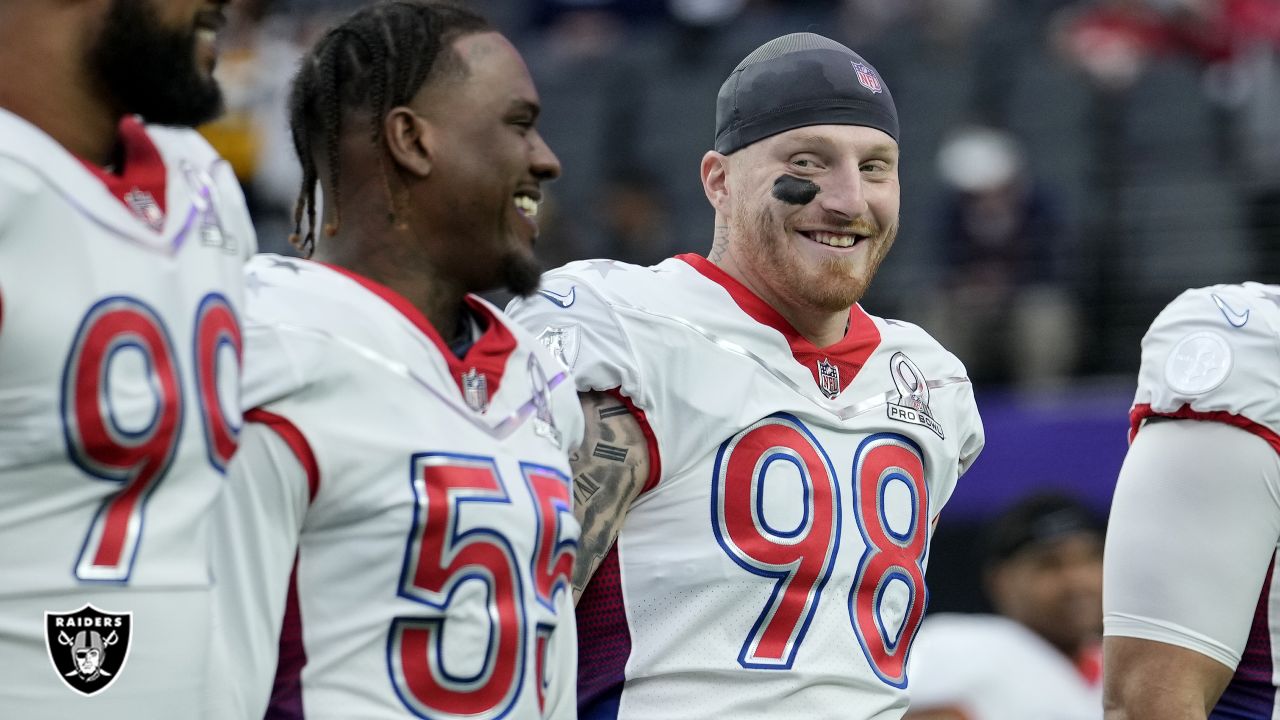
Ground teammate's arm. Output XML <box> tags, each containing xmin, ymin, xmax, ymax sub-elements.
<box><xmin>1103</xmin><ymin>637</ymin><xmax>1230</xmax><ymax>720</ymax></box>
<box><xmin>569</xmin><ymin>390</ymin><xmax>651</xmax><ymax>601</ymax></box>
<box><xmin>1103</xmin><ymin>419</ymin><xmax>1280</xmax><ymax>719</ymax></box>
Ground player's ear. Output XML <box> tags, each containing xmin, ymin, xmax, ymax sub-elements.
<box><xmin>384</xmin><ymin>106</ymin><xmax>433</xmax><ymax>178</ymax></box>
<box><xmin>701</xmin><ymin>151</ymin><xmax>731</xmax><ymax>215</ymax></box>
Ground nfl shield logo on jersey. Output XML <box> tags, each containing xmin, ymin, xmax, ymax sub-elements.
<box><xmin>462</xmin><ymin>368</ymin><xmax>489</xmax><ymax>414</ymax></box>
<box><xmin>44</xmin><ymin>605</ymin><xmax>132</xmax><ymax>697</ymax></box>
<box><xmin>852</xmin><ymin>61</ymin><xmax>883</xmax><ymax>94</ymax></box>
<box><xmin>886</xmin><ymin>352</ymin><xmax>945</xmax><ymax>438</ymax></box>
<box><xmin>816</xmin><ymin>358</ymin><xmax>841</xmax><ymax>399</ymax></box>
<box><xmin>124</xmin><ymin>189</ymin><xmax>164</xmax><ymax>231</ymax></box>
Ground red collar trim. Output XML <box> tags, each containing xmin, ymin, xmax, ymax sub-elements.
<box><xmin>321</xmin><ymin>263</ymin><xmax>518</xmax><ymax>408</ymax></box>
<box><xmin>77</xmin><ymin>116</ymin><xmax>168</xmax><ymax>231</ymax></box>
<box><xmin>678</xmin><ymin>253</ymin><xmax>881</xmax><ymax>396</ymax></box>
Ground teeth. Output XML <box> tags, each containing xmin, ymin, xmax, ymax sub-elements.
<box><xmin>197</xmin><ymin>28</ymin><xmax>217</xmax><ymax>43</ymax></box>
<box><xmin>812</xmin><ymin>231</ymin><xmax>857</xmax><ymax>248</ymax></box>
<box><xmin>514</xmin><ymin>195</ymin><xmax>539</xmax><ymax>217</ymax></box>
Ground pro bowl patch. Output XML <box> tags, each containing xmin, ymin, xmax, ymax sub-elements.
<box><xmin>1164</xmin><ymin>331</ymin><xmax>1232</xmax><ymax>396</ymax></box>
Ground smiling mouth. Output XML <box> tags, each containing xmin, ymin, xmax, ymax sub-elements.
<box><xmin>514</xmin><ymin>193</ymin><xmax>539</xmax><ymax>218</ymax></box>
<box><xmin>799</xmin><ymin>230</ymin><xmax>868</xmax><ymax>248</ymax></box>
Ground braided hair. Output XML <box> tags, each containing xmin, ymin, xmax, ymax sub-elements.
<box><xmin>287</xmin><ymin>0</ymin><xmax>490</xmax><ymax>256</ymax></box>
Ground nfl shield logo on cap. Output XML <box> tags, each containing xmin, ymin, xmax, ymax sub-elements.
<box><xmin>852</xmin><ymin>61</ymin><xmax>882</xmax><ymax>94</ymax></box>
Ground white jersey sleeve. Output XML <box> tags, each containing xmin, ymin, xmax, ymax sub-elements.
<box><xmin>1107</xmin><ymin>283</ymin><xmax>1280</xmax><ymax>668</ymax></box>
<box><xmin>209</xmin><ymin>422</ymin><xmax>309</xmax><ymax>719</ymax></box>
<box><xmin>1131</xmin><ymin>283</ymin><xmax>1280</xmax><ymax>434</ymax></box>
<box><xmin>507</xmin><ymin>277</ymin><xmax>648</xmax><ymax>400</ymax></box>
<box><xmin>1103</xmin><ymin>419</ymin><xmax>1280</xmax><ymax>667</ymax></box>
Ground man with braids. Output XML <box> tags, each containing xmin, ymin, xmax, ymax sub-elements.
<box><xmin>212</xmin><ymin>2</ymin><xmax>581</xmax><ymax>719</ymax></box>
<box><xmin>0</xmin><ymin>0</ymin><xmax>255</xmax><ymax>716</ymax></box>
<box><xmin>509</xmin><ymin>33</ymin><xmax>985</xmax><ymax>719</ymax></box>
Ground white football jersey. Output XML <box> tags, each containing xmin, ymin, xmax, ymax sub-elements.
<box><xmin>0</xmin><ymin>109</ymin><xmax>255</xmax><ymax>717</ymax></box>
<box><xmin>1107</xmin><ymin>283</ymin><xmax>1280</xmax><ymax>717</ymax></box>
<box><xmin>508</xmin><ymin>255</ymin><xmax>985</xmax><ymax>720</ymax></box>
<box><xmin>907</xmin><ymin>614</ymin><xmax>1101</xmax><ymax>720</ymax></box>
<box><xmin>215</xmin><ymin>255</ymin><xmax>583</xmax><ymax>720</ymax></box>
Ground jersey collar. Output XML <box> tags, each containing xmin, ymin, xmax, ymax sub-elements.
<box><xmin>76</xmin><ymin>116</ymin><xmax>169</xmax><ymax>231</ymax></box>
<box><xmin>678</xmin><ymin>252</ymin><xmax>881</xmax><ymax>396</ymax></box>
<box><xmin>0</xmin><ymin>108</ymin><xmax>209</xmax><ymax>255</ymax></box>
<box><xmin>320</xmin><ymin>263</ymin><xmax>519</xmax><ymax>408</ymax></box>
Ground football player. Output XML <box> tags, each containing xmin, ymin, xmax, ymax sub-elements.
<box><xmin>212</xmin><ymin>3</ymin><xmax>582</xmax><ymax>718</ymax></box>
<box><xmin>0</xmin><ymin>0</ymin><xmax>254</xmax><ymax>716</ymax></box>
<box><xmin>1104</xmin><ymin>282</ymin><xmax>1280</xmax><ymax>718</ymax></box>
<box><xmin>509</xmin><ymin>32</ymin><xmax>985</xmax><ymax>720</ymax></box>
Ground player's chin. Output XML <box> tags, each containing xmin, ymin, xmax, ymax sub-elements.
<box><xmin>501</xmin><ymin>246</ymin><xmax>544</xmax><ymax>298</ymax></box>
<box><xmin>805</xmin><ymin>264</ymin><xmax>871</xmax><ymax>310</ymax></box>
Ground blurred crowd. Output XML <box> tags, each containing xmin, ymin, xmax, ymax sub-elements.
<box><xmin>203</xmin><ymin>0</ymin><xmax>1280</xmax><ymax>391</ymax></box>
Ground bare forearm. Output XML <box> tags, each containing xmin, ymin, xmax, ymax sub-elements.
<box><xmin>1103</xmin><ymin>637</ymin><xmax>1230</xmax><ymax>720</ymax></box>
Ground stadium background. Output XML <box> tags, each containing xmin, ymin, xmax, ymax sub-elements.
<box><xmin>202</xmin><ymin>0</ymin><xmax>1280</xmax><ymax>612</ymax></box>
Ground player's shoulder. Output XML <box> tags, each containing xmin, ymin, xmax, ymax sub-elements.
<box><xmin>474</xmin><ymin>293</ymin><xmax>563</xmax><ymax>361</ymax></box>
<box><xmin>1140</xmin><ymin>282</ymin><xmax>1280</xmax><ymax>369</ymax></box>
<box><xmin>242</xmin><ymin>254</ymin><xmax>358</xmax><ymax>329</ymax></box>
<box><xmin>143</xmin><ymin>122</ymin><xmax>220</xmax><ymax>161</ymax></box>
<box><xmin>0</xmin><ymin>111</ymin><xmax>60</xmax><ymax>209</ymax></box>
<box><xmin>1148</xmin><ymin>282</ymin><xmax>1280</xmax><ymax>334</ymax></box>
<box><xmin>508</xmin><ymin>257</ymin><xmax>683</xmax><ymax>348</ymax></box>
<box><xmin>1135</xmin><ymin>282</ymin><xmax>1280</xmax><ymax>427</ymax></box>
<box><xmin>0</xmin><ymin>153</ymin><xmax>45</xmax><ymax>232</ymax></box>
<box><xmin>536</xmin><ymin>257</ymin><xmax>681</xmax><ymax>309</ymax></box>
<box><xmin>871</xmin><ymin>311</ymin><xmax>970</xmax><ymax>377</ymax></box>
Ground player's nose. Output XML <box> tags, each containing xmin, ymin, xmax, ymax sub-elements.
<box><xmin>530</xmin><ymin>131</ymin><xmax>561</xmax><ymax>182</ymax></box>
<box><xmin>815</xmin><ymin>166</ymin><xmax>867</xmax><ymax>221</ymax></box>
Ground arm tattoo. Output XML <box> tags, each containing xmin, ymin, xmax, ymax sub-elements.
<box><xmin>709</xmin><ymin>225</ymin><xmax>729</xmax><ymax>264</ymax></box>
<box><xmin>571</xmin><ymin>391</ymin><xmax>652</xmax><ymax>601</ymax></box>
<box><xmin>574</xmin><ymin>470</ymin><xmax>603</xmax><ymax>506</ymax></box>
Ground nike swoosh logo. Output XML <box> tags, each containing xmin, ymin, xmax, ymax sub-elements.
<box><xmin>1212</xmin><ymin>293</ymin><xmax>1250</xmax><ymax>327</ymax></box>
<box><xmin>537</xmin><ymin>286</ymin><xmax>576</xmax><ymax>308</ymax></box>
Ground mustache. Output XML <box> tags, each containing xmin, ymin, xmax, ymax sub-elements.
<box><xmin>808</xmin><ymin>217</ymin><xmax>883</xmax><ymax>237</ymax></box>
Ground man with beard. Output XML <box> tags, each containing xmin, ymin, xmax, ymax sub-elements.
<box><xmin>0</xmin><ymin>0</ymin><xmax>254</xmax><ymax>716</ymax></box>
<box><xmin>212</xmin><ymin>3</ymin><xmax>582</xmax><ymax>718</ymax></box>
<box><xmin>508</xmin><ymin>32</ymin><xmax>985</xmax><ymax>719</ymax></box>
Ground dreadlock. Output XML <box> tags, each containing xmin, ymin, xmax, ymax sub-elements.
<box><xmin>287</xmin><ymin>0</ymin><xmax>490</xmax><ymax>256</ymax></box>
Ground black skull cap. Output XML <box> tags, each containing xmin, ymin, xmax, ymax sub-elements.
<box><xmin>715</xmin><ymin>32</ymin><xmax>899</xmax><ymax>155</ymax></box>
